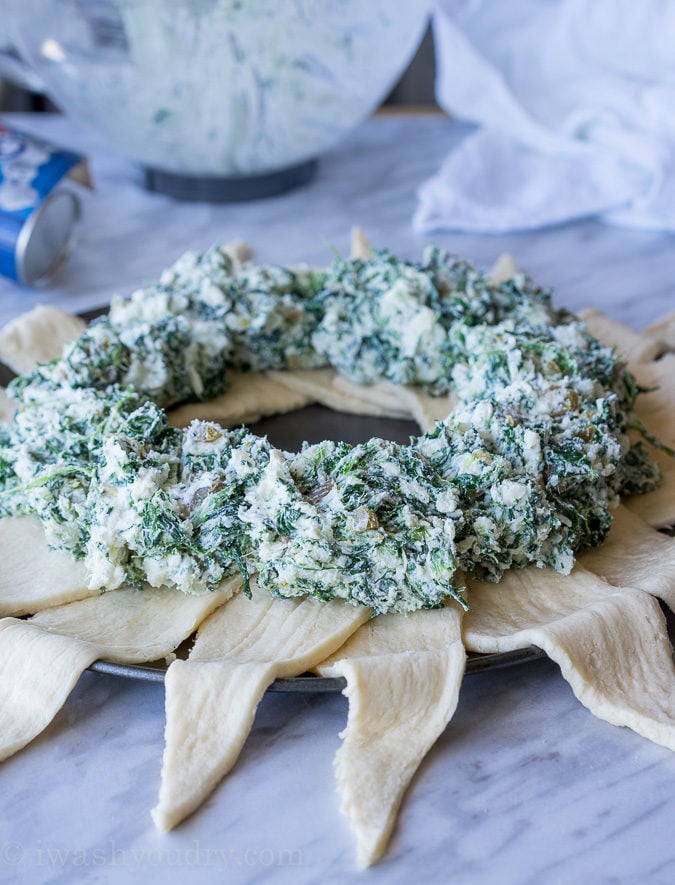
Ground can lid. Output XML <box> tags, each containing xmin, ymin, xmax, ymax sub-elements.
<box><xmin>15</xmin><ymin>189</ymin><xmax>81</xmax><ymax>286</ymax></box>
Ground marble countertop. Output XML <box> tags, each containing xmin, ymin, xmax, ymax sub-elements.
<box><xmin>0</xmin><ymin>112</ymin><xmax>674</xmax><ymax>885</ymax></box>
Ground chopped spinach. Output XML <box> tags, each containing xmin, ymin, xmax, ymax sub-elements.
<box><xmin>0</xmin><ymin>245</ymin><xmax>663</xmax><ymax>614</ymax></box>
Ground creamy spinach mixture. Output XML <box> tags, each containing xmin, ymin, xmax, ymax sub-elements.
<box><xmin>0</xmin><ymin>246</ymin><xmax>662</xmax><ymax>614</ymax></box>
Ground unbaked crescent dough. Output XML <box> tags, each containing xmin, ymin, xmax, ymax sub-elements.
<box><xmin>383</xmin><ymin>384</ymin><xmax>458</xmax><ymax>433</ymax></box>
<box><xmin>315</xmin><ymin>604</ymin><xmax>466</xmax><ymax>867</ymax></box>
<box><xmin>626</xmin><ymin>448</ymin><xmax>675</xmax><ymax>529</ymax></box>
<box><xmin>332</xmin><ymin>375</ymin><xmax>420</xmax><ymax>420</ymax></box>
<box><xmin>0</xmin><ymin>619</ymin><xmax>97</xmax><ymax>762</ymax></box>
<box><xmin>0</xmin><ymin>244</ymin><xmax>673</xmax><ymax>869</ymax></box>
<box><xmin>167</xmin><ymin>370</ymin><xmax>312</xmax><ymax>428</ymax></box>
<box><xmin>0</xmin><ymin>515</ymin><xmax>94</xmax><ymax>617</ymax></box>
<box><xmin>579</xmin><ymin>505</ymin><xmax>675</xmax><ymax>611</ymax></box>
<box><xmin>0</xmin><ymin>387</ymin><xmax>14</xmax><ymax>424</ymax></box>
<box><xmin>0</xmin><ymin>577</ymin><xmax>237</xmax><ymax>761</ymax></box>
<box><xmin>350</xmin><ymin>226</ymin><xmax>374</xmax><ymax>260</ymax></box>
<box><xmin>0</xmin><ymin>305</ymin><xmax>86</xmax><ymax>375</ymax></box>
<box><xmin>31</xmin><ymin>577</ymin><xmax>239</xmax><ymax>661</ymax></box>
<box><xmin>488</xmin><ymin>252</ymin><xmax>519</xmax><ymax>285</ymax></box>
<box><xmin>267</xmin><ymin>368</ymin><xmax>411</xmax><ymax>419</ymax></box>
<box><xmin>464</xmin><ymin>565</ymin><xmax>675</xmax><ymax>751</ymax></box>
<box><xmin>152</xmin><ymin>582</ymin><xmax>370</xmax><ymax>832</ymax></box>
<box><xmin>645</xmin><ymin>309</ymin><xmax>675</xmax><ymax>346</ymax></box>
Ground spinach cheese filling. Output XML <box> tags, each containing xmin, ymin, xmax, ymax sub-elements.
<box><xmin>0</xmin><ymin>245</ymin><xmax>661</xmax><ymax>614</ymax></box>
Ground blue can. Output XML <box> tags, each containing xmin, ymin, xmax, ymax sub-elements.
<box><xmin>0</xmin><ymin>123</ymin><xmax>84</xmax><ymax>286</ymax></box>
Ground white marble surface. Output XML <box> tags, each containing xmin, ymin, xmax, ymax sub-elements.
<box><xmin>0</xmin><ymin>112</ymin><xmax>674</xmax><ymax>885</ymax></box>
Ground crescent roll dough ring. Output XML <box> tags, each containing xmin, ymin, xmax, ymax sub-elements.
<box><xmin>0</xmin><ymin>388</ymin><xmax>14</xmax><ymax>424</ymax></box>
<box><xmin>463</xmin><ymin>565</ymin><xmax>675</xmax><ymax>752</ymax></box>
<box><xmin>579</xmin><ymin>505</ymin><xmax>675</xmax><ymax>611</ymax></box>
<box><xmin>0</xmin><ymin>516</ymin><xmax>94</xmax><ymax>617</ymax></box>
<box><xmin>267</xmin><ymin>369</ymin><xmax>412</xmax><ymax>419</ymax></box>
<box><xmin>0</xmin><ymin>576</ymin><xmax>237</xmax><ymax>761</ymax></box>
<box><xmin>167</xmin><ymin>370</ymin><xmax>312</xmax><ymax>428</ymax></box>
<box><xmin>152</xmin><ymin>582</ymin><xmax>370</xmax><ymax>831</ymax></box>
<box><xmin>0</xmin><ymin>242</ymin><xmax>673</xmax><ymax>872</ymax></box>
<box><xmin>645</xmin><ymin>309</ymin><xmax>675</xmax><ymax>347</ymax></box>
<box><xmin>315</xmin><ymin>603</ymin><xmax>465</xmax><ymax>868</ymax></box>
<box><xmin>2</xmin><ymin>241</ymin><xmax>662</xmax><ymax>614</ymax></box>
<box><xmin>0</xmin><ymin>305</ymin><xmax>86</xmax><ymax>376</ymax></box>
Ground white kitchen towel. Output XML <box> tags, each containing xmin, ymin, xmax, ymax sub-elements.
<box><xmin>414</xmin><ymin>0</ymin><xmax>675</xmax><ymax>233</ymax></box>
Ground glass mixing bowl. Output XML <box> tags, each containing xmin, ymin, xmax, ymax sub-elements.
<box><xmin>2</xmin><ymin>0</ymin><xmax>432</xmax><ymax>199</ymax></box>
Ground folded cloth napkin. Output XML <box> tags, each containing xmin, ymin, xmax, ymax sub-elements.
<box><xmin>414</xmin><ymin>0</ymin><xmax>675</xmax><ymax>233</ymax></box>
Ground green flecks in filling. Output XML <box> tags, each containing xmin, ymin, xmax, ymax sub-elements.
<box><xmin>0</xmin><ymin>245</ymin><xmax>664</xmax><ymax>615</ymax></box>
<box><xmin>244</xmin><ymin>438</ymin><xmax>464</xmax><ymax>614</ymax></box>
